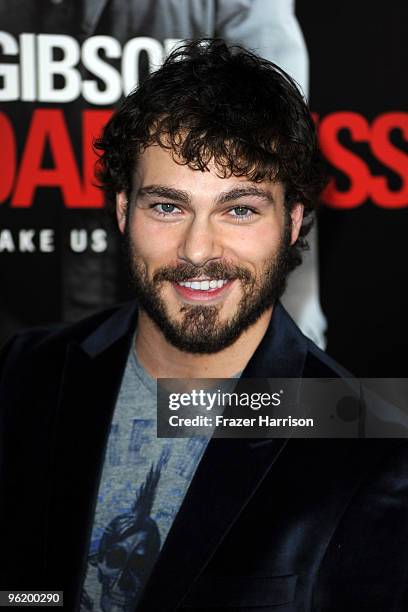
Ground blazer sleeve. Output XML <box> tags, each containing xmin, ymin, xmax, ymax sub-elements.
<box><xmin>313</xmin><ymin>440</ymin><xmax>408</xmax><ymax>609</ymax></box>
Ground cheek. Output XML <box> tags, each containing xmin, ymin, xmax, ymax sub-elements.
<box><xmin>228</xmin><ymin>223</ymin><xmax>283</xmax><ymax>265</ymax></box>
<box><xmin>129</xmin><ymin>213</ymin><xmax>176</xmax><ymax>262</ymax></box>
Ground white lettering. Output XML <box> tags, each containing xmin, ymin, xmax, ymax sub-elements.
<box><xmin>0</xmin><ymin>33</ymin><xmax>184</xmax><ymax>103</ymax></box>
<box><xmin>19</xmin><ymin>229</ymin><xmax>35</xmax><ymax>252</ymax></box>
<box><xmin>20</xmin><ymin>33</ymin><xmax>36</xmax><ymax>101</ymax></box>
<box><xmin>0</xmin><ymin>230</ymin><xmax>15</xmax><ymax>252</ymax></box>
<box><xmin>91</xmin><ymin>229</ymin><xmax>107</xmax><ymax>252</ymax></box>
<box><xmin>82</xmin><ymin>36</ymin><xmax>122</xmax><ymax>105</ymax></box>
<box><xmin>122</xmin><ymin>36</ymin><xmax>163</xmax><ymax>95</ymax></box>
<box><xmin>70</xmin><ymin>229</ymin><xmax>87</xmax><ymax>252</ymax></box>
<box><xmin>38</xmin><ymin>34</ymin><xmax>80</xmax><ymax>102</ymax></box>
<box><xmin>0</xmin><ymin>31</ymin><xmax>19</xmax><ymax>100</ymax></box>
<box><xmin>39</xmin><ymin>229</ymin><xmax>54</xmax><ymax>252</ymax></box>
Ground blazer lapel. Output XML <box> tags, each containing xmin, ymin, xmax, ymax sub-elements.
<box><xmin>241</xmin><ymin>301</ymin><xmax>308</xmax><ymax>380</ymax></box>
<box><xmin>45</xmin><ymin>303</ymin><xmax>138</xmax><ymax>610</ymax></box>
<box><xmin>137</xmin><ymin>437</ymin><xmax>290</xmax><ymax>612</ymax></box>
<box><xmin>138</xmin><ymin>302</ymin><xmax>309</xmax><ymax>611</ymax></box>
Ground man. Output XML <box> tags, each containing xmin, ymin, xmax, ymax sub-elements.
<box><xmin>0</xmin><ymin>40</ymin><xmax>407</xmax><ymax>612</ymax></box>
<box><xmin>0</xmin><ymin>0</ymin><xmax>326</xmax><ymax>352</ymax></box>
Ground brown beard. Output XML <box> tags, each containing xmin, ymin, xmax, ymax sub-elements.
<box><xmin>124</xmin><ymin>215</ymin><xmax>293</xmax><ymax>354</ymax></box>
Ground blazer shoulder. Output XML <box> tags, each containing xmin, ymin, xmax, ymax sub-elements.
<box><xmin>0</xmin><ymin>303</ymin><xmax>130</xmax><ymax>380</ymax></box>
<box><xmin>304</xmin><ymin>338</ymin><xmax>353</xmax><ymax>379</ymax></box>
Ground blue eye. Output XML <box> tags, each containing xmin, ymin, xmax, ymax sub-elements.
<box><xmin>229</xmin><ymin>206</ymin><xmax>256</xmax><ymax>220</ymax></box>
<box><xmin>152</xmin><ymin>203</ymin><xmax>181</xmax><ymax>216</ymax></box>
<box><xmin>233</xmin><ymin>207</ymin><xmax>250</xmax><ymax>215</ymax></box>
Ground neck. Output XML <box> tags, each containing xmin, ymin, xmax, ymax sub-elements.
<box><xmin>134</xmin><ymin>307</ymin><xmax>273</xmax><ymax>379</ymax></box>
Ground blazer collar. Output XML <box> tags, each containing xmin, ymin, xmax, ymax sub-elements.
<box><xmin>79</xmin><ymin>299</ymin><xmax>308</xmax><ymax>378</ymax></box>
<box><xmin>241</xmin><ymin>301</ymin><xmax>308</xmax><ymax>379</ymax></box>
<box><xmin>81</xmin><ymin>300</ymin><xmax>138</xmax><ymax>358</ymax></box>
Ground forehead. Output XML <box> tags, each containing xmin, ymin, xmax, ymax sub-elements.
<box><xmin>132</xmin><ymin>144</ymin><xmax>284</xmax><ymax>201</ymax></box>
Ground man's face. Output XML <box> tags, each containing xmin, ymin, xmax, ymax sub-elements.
<box><xmin>117</xmin><ymin>145</ymin><xmax>303</xmax><ymax>354</ymax></box>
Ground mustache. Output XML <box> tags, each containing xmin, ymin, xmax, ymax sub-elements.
<box><xmin>153</xmin><ymin>261</ymin><xmax>252</xmax><ymax>283</ymax></box>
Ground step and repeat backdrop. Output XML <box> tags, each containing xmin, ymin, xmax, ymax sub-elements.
<box><xmin>0</xmin><ymin>0</ymin><xmax>407</xmax><ymax>377</ymax></box>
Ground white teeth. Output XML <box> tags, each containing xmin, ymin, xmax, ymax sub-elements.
<box><xmin>177</xmin><ymin>279</ymin><xmax>229</xmax><ymax>291</ymax></box>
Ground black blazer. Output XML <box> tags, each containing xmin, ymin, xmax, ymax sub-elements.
<box><xmin>0</xmin><ymin>302</ymin><xmax>407</xmax><ymax>611</ymax></box>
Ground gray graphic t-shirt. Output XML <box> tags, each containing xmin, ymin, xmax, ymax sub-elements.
<box><xmin>80</xmin><ymin>347</ymin><xmax>210</xmax><ymax>612</ymax></box>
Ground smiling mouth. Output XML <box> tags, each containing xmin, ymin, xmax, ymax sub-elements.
<box><xmin>177</xmin><ymin>278</ymin><xmax>229</xmax><ymax>290</ymax></box>
<box><xmin>172</xmin><ymin>278</ymin><xmax>235</xmax><ymax>301</ymax></box>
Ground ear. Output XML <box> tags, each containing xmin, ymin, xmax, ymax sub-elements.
<box><xmin>290</xmin><ymin>203</ymin><xmax>304</xmax><ymax>245</ymax></box>
<box><xmin>116</xmin><ymin>191</ymin><xmax>128</xmax><ymax>234</ymax></box>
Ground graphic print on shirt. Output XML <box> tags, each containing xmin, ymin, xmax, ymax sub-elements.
<box><xmin>81</xmin><ymin>448</ymin><xmax>169</xmax><ymax>612</ymax></box>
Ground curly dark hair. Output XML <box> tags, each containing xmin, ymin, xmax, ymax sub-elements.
<box><xmin>95</xmin><ymin>38</ymin><xmax>326</xmax><ymax>269</ymax></box>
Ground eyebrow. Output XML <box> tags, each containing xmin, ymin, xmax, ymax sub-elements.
<box><xmin>216</xmin><ymin>187</ymin><xmax>276</xmax><ymax>206</ymax></box>
<box><xmin>136</xmin><ymin>184</ymin><xmax>276</xmax><ymax>206</ymax></box>
<box><xmin>137</xmin><ymin>185</ymin><xmax>191</xmax><ymax>203</ymax></box>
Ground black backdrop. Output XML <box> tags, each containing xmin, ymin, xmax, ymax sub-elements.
<box><xmin>0</xmin><ymin>0</ymin><xmax>407</xmax><ymax>377</ymax></box>
<box><xmin>297</xmin><ymin>0</ymin><xmax>408</xmax><ymax>376</ymax></box>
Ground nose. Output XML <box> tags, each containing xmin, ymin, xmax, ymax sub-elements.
<box><xmin>177</xmin><ymin>214</ymin><xmax>223</xmax><ymax>267</ymax></box>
